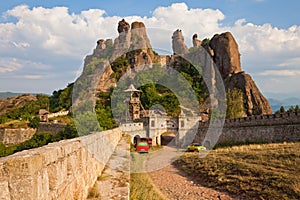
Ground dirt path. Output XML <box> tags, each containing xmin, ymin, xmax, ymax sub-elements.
<box><xmin>149</xmin><ymin>164</ymin><xmax>235</xmax><ymax>200</ymax></box>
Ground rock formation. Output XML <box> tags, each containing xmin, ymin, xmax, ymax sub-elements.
<box><xmin>117</xmin><ymin>19</ymin><xmax>130</xmax><ymax>33</ymax></box>
<box><xmin>192</xmin><ymin>34</ymin><xmax>202</xmax><ymax>47</ymax></box>
<box><xmin>0</xmin><ymin>94</ymin><xmax>37</xmax><ymax>115</ymax></box>
<box><xmin>172</xmin><ymin>29</ymin><xmax>189</xmax><ymax>55</ymax></box>
<box><xmin>209</xmin><ymin>32</ymin><xmax>242</xmax><ymax>78</ymax></box>
<box><xmin>129</xmin><ymin>21</ymin><xmax>155</xmax><ymax>69</ymax></box>
<box><xmin>79</xmin><ymin>20</ymin><xmax>272</xmax><ymax>116</ymax></box>
<box><xmin>206</xmin><ymin>32</ymin><xmax>272</xmax><ymax>115</ymax></box>
<box><xmin>225</xmin><ymin>72</ymin><xmax>272</xmax><ymax>115</ymax></box>
<box><xmin>79</xmin><ymin>19</ymin><xmax>158</xmax><ymax>93</ymax></box>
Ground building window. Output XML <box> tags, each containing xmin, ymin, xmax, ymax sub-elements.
<box><xmin>151</xmin><ymin>120</ymin><xmax>155</xmax><ymax>127</ymax></box>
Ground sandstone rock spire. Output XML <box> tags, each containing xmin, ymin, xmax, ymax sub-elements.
<box><xmin>172</xmin><ymin>29</ymin><xmax>189</xmax><ymax>55</ymax></box>
<box><xmin>209</xmin><ymin>32</ymin><xmax>242</xmax><ymax>78</ymax></box>
<box><xmin>192</xmin><ymin>34</ymin><xmax>202</xmax><ymax>47</ymax></box>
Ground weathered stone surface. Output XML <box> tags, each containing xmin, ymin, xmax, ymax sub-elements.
<box><xmin>0</xmin><ymin>94</ymin><xmax>37</xmax><ymax>116</ymax></box>
<box><xmin>225</xmin><ymin>72</ymin><xmax>272</xmax><ymax>115</ymax></box>
<box><xmin>192</xmin><ymin>34</ymin><xmax>201</xmax><ymax>47</ymax></box>
<box><xmin>37</xmin><ymin>123</ymin><xmax>66</xmax><ymax>135</ymax></box>
<box><xmin>0</xmin><ymin>128</ymin><xmax>123</xmax><ymax>200</ymax></box>
<box><xmin>209</xmin><ymin>32</ymin><xmax>242</xmax><ymax>78</ymax></box>
<box><xmin>0</xmin><ymin>181</ymin><xmax>10</xmax><ymax>200</ymax></box>
<box><xmin>196</xmin><ymin>111</ymin><xmax>300</xmax><ymax>146</ymax></box>
<box><xmin>96</xmin><ymin>61</ymin><xmax>116</xmax><ymax>93</ymax></box>
<box><xmin>130</xmin><ymin>21</ymin><xmax>152</xmax><ymax>50</ymax></box>
<box><xmin>96</xmin><ymin>39</ymin><xmax>106</xmax><ymax>49</ymax></box>
<box><xmin>172</xmin><ymin>29</ymin><xmax>189</xmax><ymax>55</ymax></box>
<box><xmin>111</xmin><ymin>19</ymin><xmax>132</xmax><ymax>60</ymax></box>
<box><xmin>117</xmin><ymin>19</ymin><xmax>130</xmax><ymax>34</ymax></box>
<box><xmin>0</xmin><ymin>128</ymin><xmax>36</xmax><ymax>146</ymax></box>
<box><xmin>129</xmin><ymin>21</ymin><xmax>155</xmax><ymax>68</ymax></box>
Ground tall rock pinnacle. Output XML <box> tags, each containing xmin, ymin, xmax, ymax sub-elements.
<box><xmin>209</xmin><ymin>32</ymin><xmax>242</xmax><ymax>78</ymax></box>
<box><xmin>172</xmin><ymin>29</ymin><xmax>189</xmax><ymax>55</ymax></box>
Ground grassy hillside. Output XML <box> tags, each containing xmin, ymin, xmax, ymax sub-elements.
<box><xmin>174</xmin><ymin>142</ymin><xmax>300</xmax><ymax>199</ymax></box>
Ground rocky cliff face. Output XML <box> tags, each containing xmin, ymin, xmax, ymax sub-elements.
<box><xmin>0</xmin><ymin>94</ymin><xmax>37</xmax><ymax>116</ymax></box>
<box><xmin>193</xmin><ymin>31</ymin><xmax>272</xmax><ymax>115</ymax></box>
<box><xmin>80</xmin><ymin>20</ymin><xmax>271</xmax><ymax>116</ymax></box>
<box><xmin>225</xmin><ymin>72</ymin><xmax>272</xmax><ymax>115</ymax></box>
<box><xmin>172</xmin><ymin>29</ymin><xmax>189</xmax><ymax>55</ymax></box>
<box><xmin>209</xmin><ymin>32</ymin><xmax>242</xmax><ymax>78</ymax></box>
<box><xmin>81</xmin><ymin>19</ymin><xmax>158</xmax><ymax>93</ymax></box>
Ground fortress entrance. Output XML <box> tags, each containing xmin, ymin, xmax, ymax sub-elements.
<box><xmin>160</xmin><ymin>132</ymin><xmax>176</xmax><ymax>146</ymax></box>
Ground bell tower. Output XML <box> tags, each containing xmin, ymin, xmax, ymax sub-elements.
<box><xmin>124</xmin><ymin>84</ymin><xmax>141</xmax><ymax>121</ymax></box>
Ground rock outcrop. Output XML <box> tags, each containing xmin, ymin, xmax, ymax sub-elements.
<box><xmin>209</xmin><ymin>32</ymin><xmax>242</xmax><ymax>78</ymax></box>
<box><xmin>79</xmin><ymin>19</ymin><xmax>158</xmax><ymax>93</ymax></box>
<box><xmin>117</xmin><ymin>19</ymin><xmax>130</xmax><ymax>33</ymax></box>
<box><xmin>172</xmin><ymin>29</ymin><xmax>189</xmax><ymax>55</ymax></box>
<box><xmin>206</xmin><ymin>32</ymin><xmax>272</xmax><ymax>115</ymax></box>
<box><xmin>225</xmin><ymin>72</ymin><xmax>272</xmax><ymax>115</ymax></box>
<box><xmin>0</xmin><ymin>94</ymin><xmax>37</xmax><ymax>116</ymax></box>
<box><xmin>192</xmin><ymin>34</ymin><xmax>201</xmax><ymax>47</ymax></box>
<box><xmin>79</xmin><ymin>20</ymin><xmax>272</xmax><ymax>116</ymax></box>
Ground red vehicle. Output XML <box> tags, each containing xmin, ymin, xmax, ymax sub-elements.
<box><xmin>136</xmin><ymin>141</ymin><xmax>149</xmax><ymax>153</ymax></box>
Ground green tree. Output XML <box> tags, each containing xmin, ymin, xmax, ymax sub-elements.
<box><xmin>28</xmin><ymin>116</ymin><xmax>40</xmax><ymax>128</ymax></box>
<box><xmin>226</xmin><ymin>88</ymin><xmax>246</xmax><ymax>118</ymax></box>
<box><xmin>53</xmin><ymin>123</ymin><xmax>79</xmax><ymax>141</ymax></box>
<box><xmin>279</xmin><ymin>106</ymin><xmax>285</xmax><ymax>113</ymax></box>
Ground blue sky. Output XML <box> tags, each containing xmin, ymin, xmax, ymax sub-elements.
<box><xmin>0</xmin><ymin>0</ymin><xmax>300</xmax><ymax>100</ymax></box>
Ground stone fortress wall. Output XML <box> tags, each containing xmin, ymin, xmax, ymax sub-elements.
<box><xmin>195</xmin><ymin>111</ymin><xmax>300</xmax><ymax>146</ymax></box>
<box><xmin>0</xmin><ymin>128</ymin><xmax>36</xmax><ymax>146</ymax></box>
<box><xmin>0</xmin><ymin>128</ymin><xmax>123</xmax><ymax>200</ymax></box>
<box><xmin>0</xmin><ymin>124</ymin><xmax>67</xmax><ymax>146</ymax></box>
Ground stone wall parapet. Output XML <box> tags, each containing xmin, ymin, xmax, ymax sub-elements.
<box><xmin>0</xmin><ymin>128</ymin><xmax>123</xmax><ymax>200</ymax></box>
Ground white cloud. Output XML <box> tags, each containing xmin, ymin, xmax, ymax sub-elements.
<box><xmin>11</xmin><ymin>75</ymin><xmax>45</xmax><ymax>79</ymax></box>
<box><xmin>0</xmin><ymin>58</ymin><xmax>23</xmax><ymax>73</ymax></box>
<box><xmin>277</xmin><ymin>57</ymin><xmax>300</xmax><ymax>67</ymax></box>
<box><xmin>259</xmin><ymin>70</ymin><xmax>300</xmax><ymax>76</ymax></box>
<box><xmin>0</xmin><ymin>58</ymin><xmax>51</xmax><ymax>75</ymax></box>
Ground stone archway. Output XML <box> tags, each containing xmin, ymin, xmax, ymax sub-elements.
<box><xmin>133</xmin><ymin>135</ymin><xmax>141</xmax><ymax>146</ymax></box>
<box><xmin>160</xmin><ymin>132</ymin><xmax>176</xmax><ymax>146</ymax></box>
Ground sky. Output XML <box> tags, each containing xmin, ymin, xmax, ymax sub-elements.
<box><xmin>0</xmin><ymin>0</ymin><xmax>300</xmax><ymax>100</ymax></box>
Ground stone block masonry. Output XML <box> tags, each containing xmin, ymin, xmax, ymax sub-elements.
<box><xmin>195</xmin><ymin>111</ymin><xmax>300</xmax><ymax>147</ymax></box>
<box><xmin>0</xmin><ymin>128</ymin><xmax>123</xmax><ymax>200</ymax></box>
<box><xmin>0</xmin><ymin>128</ymin><xmax>36</xmax><ymax>146</ymax></box>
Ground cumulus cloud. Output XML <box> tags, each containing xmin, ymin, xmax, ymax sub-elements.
<box><xmin>0</xmin><ymin>58</ymin><xmax>23</xmax><ymax>73</ymax></box>
<box><xmin>259</xmin><ymin>70</ymin><xmax>300</xmax><ymax>76</ymax></box>
<box><xmin>0</xmin><ymin>2</ymin><xmax>300</xmax><ymax>95</ymax></box>
<box><xmin>0</xmin><ymin>58</ymin><xmax>51</xmax><ymax>76</ymax></box>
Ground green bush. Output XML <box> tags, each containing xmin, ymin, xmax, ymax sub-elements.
<box><xmin>14</xmin><ymin>132</ymin><xmax>53</xmax><ymax>152</ymax></box>
<box><xmin>28</xmin><ymin>116</ymin><xmax>40</xmax><ymax>128</ymax></box>
<box><xmin>53</xmin><ymin>123</ymin><xmax>79</xmax><ymax>141</ymax></box>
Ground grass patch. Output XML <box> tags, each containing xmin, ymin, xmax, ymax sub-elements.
<box><xmin>174</xmin><ymin>142</ymin><xmax>300</xmax><ymax>199</ymax></box>
<box><xmin>130</xmin><ymin>173</ymin><xmax>166</xmax><ymax>200</ymax></box>
<box><xmin>48</xmin><ymin>115</ymin><xmax>73</xmax><ymax>124</ymax></box>
<box><xmin>0</xmin><ymin>120</ymin><xmax>29</xmax><ymax>128</ymax></box>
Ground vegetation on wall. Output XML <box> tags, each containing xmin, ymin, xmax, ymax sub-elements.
<box><xmin>226</xmin><ymin>88</ymin><xmax>246</xmax><ymax>118</ymax></box>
